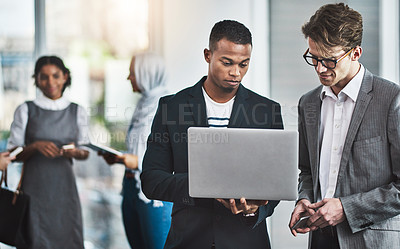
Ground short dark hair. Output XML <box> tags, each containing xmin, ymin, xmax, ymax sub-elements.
<box><xmin>302</xmin><ymin>3</ymin><xmax>363</xmax><ymax>56</ymax></box>
<box><xmin>33</xmin><ymin>55</ymin><xmax>71</xmax><ymax>93</ymax></box>
<box><xmin>209</xmin><ymin>20</ymin><xmax>252</xmax><ymax>51</ymax></box>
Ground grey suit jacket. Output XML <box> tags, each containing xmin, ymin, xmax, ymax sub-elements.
<box><xmin>297</xmin><ymin>69</ymin><xmax>400</xmax><ymax>249</ymax></box>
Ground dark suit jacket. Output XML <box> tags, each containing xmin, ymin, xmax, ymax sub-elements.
<box><xmin>298</xmin><ymin>69</ymin><xmax>400</xmax><ymax>249</ymax></box>
<box><xmin>141</xmin><ymin>76</ymin><xmax>283</xmax><ymax>249</ymax></box>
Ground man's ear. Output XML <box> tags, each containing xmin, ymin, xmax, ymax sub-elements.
<box><xmin>352</xmin><ymin>46</ymin><xmax>362</xmax><ymax>61</ymax></box>
<box><xmin>204</xmin><ymin>48</ymin><xmax>211</xmax><ymax>63</ymax></box>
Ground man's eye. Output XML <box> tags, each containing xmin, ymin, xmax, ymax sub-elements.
<box><xmin>39</xmin><ymin>75</ymin><xmax>48</xmax><ymax>80</ymax></box>
<box><xmin>53</xmin><ymin>74</ymin><xmax>60</xmax><ymax>79</ymax></box>
<box><xmin>322</xmin><ymin>59</ymin><xmax>336</xmax><ymax>67</ymax></box>
<box><xmin>222</xmin><ymin>61</ymin><xmax>231</xmax><ymax>66</ymax></box>
<box><xmin>239</xmin><ymin>63</ymin><xmax>248</xmax><ymax>68</ymax></box>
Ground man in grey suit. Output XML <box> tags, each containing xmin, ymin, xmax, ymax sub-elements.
<box><xmin>289</xmin><ymin>3</ymin><xmax>400</xmax><ymax>249</ymax></box>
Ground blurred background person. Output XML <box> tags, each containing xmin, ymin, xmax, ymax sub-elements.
<box><xmin>7</xmin><ymin>55</ymin><xmax>90</xmax><ymax>249</ymax></box>
<box><xmin>100</xmin><ymin>52</ymin><xmax>173</xmax><ymax>249</ymax></box>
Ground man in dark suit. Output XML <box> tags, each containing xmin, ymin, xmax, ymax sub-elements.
<box><xmin>141</xmin><ymin>20</ymin><xmax>283</xmax><ymax>249</ymax></box>
<box><xmin>289</xmin><ymin>3</ymin><xmax>400</xmax><ymax>249</ymax></box>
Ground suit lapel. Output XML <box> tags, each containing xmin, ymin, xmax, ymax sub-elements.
<box><xmin>187</xmin><ymin>78</ymin><xmax>208</xmax><ymax>127</ymax></box>
<box><xmin>337</xmin><ymin>70</ymin><xmax>373</xmax><ymax>183</ymax></box>
<box><xmin>306</xmin><ymin>89</ymin><xmax>322</xmax><ymax>199</ymax></box>
<box><xmin>228</xmin><ymin>85</ymin><xmax>249</xmax><ymax>128</ymax></box>
<box><xmin>188</xmin><ymin>82</ymin><xmax>250</xmax><ymax>127</ymax></box>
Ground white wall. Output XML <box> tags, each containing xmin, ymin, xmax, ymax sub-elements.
<box><xmin>149</xmin><ymin>0</ymin><xmax>269</xmax><ymax>96</ymax></box>
<box><xmin>380</xmin><ymin>0</ymin><xmax>399</xmax><ymax>83</ymax></box>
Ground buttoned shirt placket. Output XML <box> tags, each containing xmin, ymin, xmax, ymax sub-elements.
<box><xmin>325</xmin><ymin>95</ymin><xmax>346</xmax><ymax>198</ymax></box>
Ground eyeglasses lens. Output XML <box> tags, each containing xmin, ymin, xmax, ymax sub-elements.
<box><xmin>305</xmin><ymin>56</ymin><xmax>336</xmax><ymax>69</ymax></box>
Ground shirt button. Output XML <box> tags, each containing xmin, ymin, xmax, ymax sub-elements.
<box><xmin>336</xmin><ymin>102</ymin><xmax>342</xmax><ymax>106</ymax></box>
<box><xmin>335</xmin><ymin>124</ymin><xmax>340</xmax><ymax>128</ymax></box>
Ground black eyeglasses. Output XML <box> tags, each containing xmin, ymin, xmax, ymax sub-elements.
<box><xmin>303</xmin><ymin>48</ymin><xmax>354</xmax><ymax>69</ymax></box>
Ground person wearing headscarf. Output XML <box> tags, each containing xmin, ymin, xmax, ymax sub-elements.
<box><xmin>100</xmin><ymin>52</ymin><xmax>173</xmax><ymax>249</ymax></box>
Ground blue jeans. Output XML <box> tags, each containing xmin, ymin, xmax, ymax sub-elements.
<box><xmin>122</xmin><ymin>176</ymin><xmax>172</xmax><ymax>249</ymax></box>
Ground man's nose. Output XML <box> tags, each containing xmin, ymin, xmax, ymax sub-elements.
<box><xmin>229</xmin><ymin>65</ymin><xmax>240</xmax><ymax>77</ymax></box>
<box><xmin>315</xmin><ymin>61</ymin><xmax>328</xmax><ymax>73</ymax></box>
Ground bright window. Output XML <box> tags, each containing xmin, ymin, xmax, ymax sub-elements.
<box><xmin>0</xmin><ymin>1</ymin><xmax>149</xmax><ymax>248</ymax></box>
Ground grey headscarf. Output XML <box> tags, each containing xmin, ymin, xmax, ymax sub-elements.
<box><xmin>126</xmin><ymin>52</ymin><xmax>169</xmax><ymax>172</ymax></box>
<box><xmin>134</xmin><ymin>52</ymin><xmax>167</xmax><ymax>93</ymax></box>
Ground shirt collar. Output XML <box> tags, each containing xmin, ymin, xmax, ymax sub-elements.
<box><xmin>202</xmin><ymin>86</ymin><xmax>235</xmax><ymax>104</ymax></box>
<box><xmin>34</xmin><ymin>92</ymin><xmax>71</xmax><ymax>110</ymax></box>
<box><xmin>320</xmin><ymin>64</ymin><xmax>365</xmax><ymax>102</ymax></box>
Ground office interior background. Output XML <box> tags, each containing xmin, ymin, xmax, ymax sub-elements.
<box><xmin>0</xmin><ymin>0</ymin><xmax>398</xmax><ymax>248</ymax></box>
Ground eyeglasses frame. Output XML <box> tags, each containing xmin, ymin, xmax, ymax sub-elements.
<box><xmin>303</xmin><ymin>47</ymin><xmax>355</xmax><ymax>69</ymax></box>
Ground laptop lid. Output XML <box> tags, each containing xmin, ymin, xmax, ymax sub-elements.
<box><xmin>188</xmin><ymin>127</ymin><xmax>298</xmax><ymax>201</ymax></box>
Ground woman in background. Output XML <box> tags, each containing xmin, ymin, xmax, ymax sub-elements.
<box><xmin>101</xmin><ymin>52</ymin><xmax>172</xmax><ymax>249</ymax></box>
<box><xmin>8</xmin><ymin>55</ymin><xmax>89</xmax><ymax>249</ymax></box>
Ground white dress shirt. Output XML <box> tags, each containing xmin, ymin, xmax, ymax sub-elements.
<box><xmin>318</xmin><ymin>65</ymin><xmax>365</xmax><ymax>200</ymax></box>
<box><xmin>7</xmin><ymin>93</ymin><xmax>90</xmax><ymax>149</ymax></box>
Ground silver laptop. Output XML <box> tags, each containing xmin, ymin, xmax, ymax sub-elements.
<box><xmin>188</xmin><ymin>127</ymin><xmax>298</xmax><ymax>201</ymax></box>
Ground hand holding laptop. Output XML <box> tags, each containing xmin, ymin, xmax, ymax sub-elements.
<box><xmin>216</xmin><ymin>197</ymin><xmax>268</xmax><ymax>216</ymax></box>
